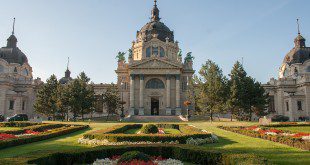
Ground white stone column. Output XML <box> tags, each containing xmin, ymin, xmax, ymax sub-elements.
<box><xmin>139</xmin><ymin>75</ymin><xmax>144</xmax><ymax>115</ymax></box>
<box><xmin>166</xmin><ymin>75</ymin><xmax>171</xmax><ymax>115</ymax></box>
<box><xmin>175</xmin><ymin>75</ymin><xmax>181</xmax><ymax>115</ymax></box>
<box><xmin>129</xmin><ymin>75</ymin><xmax>135</xmax><ymax>115</ymax></box>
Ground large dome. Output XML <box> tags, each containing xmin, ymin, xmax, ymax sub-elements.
<box><xmin>136</xmin><ymin>1</ymin><xmax>174</xmax><ymax>43</ymax></box>
<box><xmin>138</xmin><ymin>21</ymin><xmax>174</xmax><ymax>42</ymax></box>
<box><xmin>282</xmin><ymin>34</ymin><xmax>310</xmax><ymax>65</ymax></box>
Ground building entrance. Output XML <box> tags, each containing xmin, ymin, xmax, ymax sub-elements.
<box><xmin>151</xmin><ymin>98</ymin><xmax>159</xmax><ymax>115</ymax></box>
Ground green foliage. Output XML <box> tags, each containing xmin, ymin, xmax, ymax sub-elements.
<box><xmin>0</xmin><ymin>122</ymin><xmax>39</xmax><ymax>127</ymax></box>
<box><xmin>195</xmin><ymin>60</ymin><xmax>228</xmax><ymax>120</ymax></box>
<box><xmin>118</xmin><ymin>151</ymin><xmax>151</xmax><ymax>163</ymax></box>
<box><xmin>66</xmin><ymin>72</ymin><xmax>96</xmax><ymax>121</ymax></box>
<box><xmin>219</xmin><ymin>126</ymin><xmax>310</xmax><ymax>150</ymax></box>
<box><xmin>140</xmin><ymin>124</ymin><xmax>159</xmax><ymax>134</ymax></box>
<box><xmin>83</xmin><ymin>124</ymin><xmax>211</xmax><ymax>144</ymax></box>
<box><xmin>102</xmin><ymin>84</ymin><xmax>121</xmax><ymax>118</ymax></box>
<box><xmin>0</xmin><ymin>123</ymin><xmax>64</xmax><ymax>135</ymax></box>
<box><xmin>227</xmin><ymin>61</ymin><xmax>269</xmax><ymax>121</ymax></box>
<box><xmin>0</xmin><ymin>125</ymin><xmax>89</xmax><ymax>150</ymax></box>
<box><xmin>34</xmin><ymin>75</ymin><xmax>60</xmax><ymax>119</ymax></box>
<box><xmin>27</xmin><ymin>145</ymin><xmax>267</xmax><ymax>165</ymax></box>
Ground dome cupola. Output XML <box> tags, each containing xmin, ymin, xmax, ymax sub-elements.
<box><xmin>136</xmin><ymin>0</ymin><xmax>174</xmax><ymax>43</ymax></box>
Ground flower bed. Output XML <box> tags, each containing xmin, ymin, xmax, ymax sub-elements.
<box><xmin>0</xmin><ymin>123</ymin><xmax>65</xmax><ymax>135</ymax></box>
<box><xmin>0</xmin><ymin>124</ymin><xmax>89</xmax><ymax>149</ymax></box>
<box><xmin>219</xmin><ymin>125</ymin><xmax>310</xmax><ymax>150</ymax></box>
<box><xmin>27</xmin><ymin>145</ymin><xmax>268</xmax><ymax>165</ymax></box>
<box><xmin>81</xmin><ymin>124</ymin><xmax>218</xmax><ymax>145</ymax></box>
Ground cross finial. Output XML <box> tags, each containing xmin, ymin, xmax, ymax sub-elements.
<box><xmin>12</xmin><ymin>18</ymin><xmax>15</xmax><ymax>35</ymax></box>
<box><xmin>297</xmin><ymin>18</ymin><xmax>300</xmax><ymax>35</ymax></box>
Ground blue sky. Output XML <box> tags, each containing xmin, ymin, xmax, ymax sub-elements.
<box><xmin>0</xmin><ymin>0</ymin><xmax>309</xmax><ymax>83</ymax></box>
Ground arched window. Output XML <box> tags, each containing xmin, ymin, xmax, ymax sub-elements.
<box><xmin>22</xmin><ymin>69</ymin><xmax>28</xmax><ymax>76</ymax></box>
<box><xmin>0</xmin><ymin>65</ymin><xmax>4</xmax><ymax>73</ymax></box>
<box><xmin>160</xmin><ymin>47</ymin><xmax>165</xmax><ymax>57</ymax></box>
<box><xmin>146</xmin><ymin>47</ymin><xmax>151</xmax><ymax>57</ymax></box>
<box><xmin>146</xmin><ymin>78</ymin><xmax>165</xmax><ymax>89</ymax></box>
<box><xmin>306</xmin><ymin>66</ymin><xmax>310</xmax><ymax>72</ymax></box>
<box><xmin>152</xmin><ymin>46</ymin><xmax>158</xmax><ymax>56</ymax></box>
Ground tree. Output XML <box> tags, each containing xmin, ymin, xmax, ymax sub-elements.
<box><xmin>195</xmin><ymin>60</ymin><xmax>228</xmax><ymax>121</ymax></box>
<box><xmin>102</xmin><ymin>84</ymin><xmax>121</xmax><ymax>120</ymax></box>
<box><xmin>66</xmin><ymin>72</ymin><xmax>95</xmax><ymax>121</ymax></box>
<box><xmin>34</xmin><ymin>75</ymin><xmax>59</xmax><ymax>120</ymax></box>
<box><xmin>227</xmin><ymin>61</ymin><xmax>269</xmax><ymax>121</ymax></box>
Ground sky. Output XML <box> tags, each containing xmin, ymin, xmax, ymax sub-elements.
<box><xmin>0</xmin><ymin>0</ymin><xmax>309</xmax><ymax>83</ymax></box>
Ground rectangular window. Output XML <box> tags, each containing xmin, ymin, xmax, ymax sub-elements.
<box><xmin>297</xmin><ymin>101</ymin><xmax>302</xmax><ymax>110</ymax></box>
<box><xmin>286</xmin><ymin>102</ymin><xmax>289</xmax><ymax>111</ymax></box>
<box><xmin>22</xmin><ymin>101</ymin><xmax>26</xmax><ymax>110</ymax></box>
<box><xmin>9</xmin><ymin>100</ymin><xmax>14</xmax><ymax>110</ymax></box>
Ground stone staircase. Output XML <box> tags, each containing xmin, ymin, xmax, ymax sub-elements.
<box><xmin>122</xmin><ymin>115</ymin><xmax>187</xmax><ymax>122</ymax></box>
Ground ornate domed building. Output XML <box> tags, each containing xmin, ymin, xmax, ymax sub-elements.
<box><xmin>0</xmin><ymin>19</ymin><xmax>42</xmax><ymax>118</ymax></box>
<box><xmin>264</xmin><ymin>20</ymin><xmax>310</xmax><ymax>121</ymax></box>
<box><xmin>115</xmin><ymin>0</ymin><xmax>195</xmax><ymax>117</ymax></box>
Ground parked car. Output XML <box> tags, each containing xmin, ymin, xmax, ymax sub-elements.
<box><xmin>271</xmin><ymin>115</ymin><xmax>289</xmax><ymax>122</ymax></box>
<box><xmin>0</xmin><ymin>114</ymin><xmax>4</xmax><ymax>122</ymax></box>
<box><xmin>7</xmin><ymin>114</ymin><xmax>28</xmax><ymax>122</ymax></box>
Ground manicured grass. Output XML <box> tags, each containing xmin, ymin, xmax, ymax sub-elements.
<box><xmin>275</xmin><ymin>126</ymin><xmax>310</xmax><ymax>133</ymax></box>
<box><xmin>0</xmin><ymin>127</ymin><xmax>22</xmax><ymax>131</ymax></box>
<box><xmin>164</xmin><ymin>128</ymin><xmax>181</xmax><ymax>134</ymax></box>
<box><xmin>0</xmin><ymin>121</ymin><xmax>309</xmax><ymax>165</ymax></box>
<box><xmin>190</xmin><ymin>122</ymin><xmax>310</xmax><ymax>165</ymax></box>
<box><xmin>124</xmin><ymin>128</ymin><xmax>140</xmax><ymax>134</ymax></box>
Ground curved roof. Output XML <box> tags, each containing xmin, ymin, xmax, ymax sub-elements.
<box><xmin>282</xmin><ymin>34</ymin><xmax>309</xmax><ymax>65</ymax></box>
<box><xmin>138</xmin><ymin>21</ymin><xmax>174</xmax><ymax>42</ymax></box>
<box><xmin>0</xmin><ymin>34</ymin><xmax>28</xmax><ymax>65</ymax></box>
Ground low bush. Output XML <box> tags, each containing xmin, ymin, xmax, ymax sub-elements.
<box><xmin>1</xmin><ymin>124</ymin><xmax>64</xmax><ymax>135</ymax></box>
<box><xmin>219</xmin><ymin>126</ymin><xmax>310</xmax><ymax>150</ymax></box>
<box><xmin>0</xmin><ymin>125</ymin><xmax>89</xmax><ymax>150</ymax></box>
<box><xmin>83</xmin><ymin>124</ymin><xmax>212</xmax><ymax>144</ymax></box>
<box><xmin>118</xmin><ymin>151</ymin><xmax>151</xmax><ymax>163</ymax></box>
<box><xmin>264</xmin><ymin>123</ymin><xmax>310</xmax><ymax>128</ymax></box>
<box><xmin>140</xmin><ymin>124</ymin><xmax>159</xmax><ymax>134</ymax></box>
<box><xmin>0</xmin><ymin>122</ymin><xmax>39</xmax><ymax>127</ymax></box>
<box><xmin>27</xmin><ymin>145</ymin><xmax>268</xmax><ymax>165</ymax></box>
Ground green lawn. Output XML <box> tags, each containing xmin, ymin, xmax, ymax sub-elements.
<box><xmin>0</xmin><ymin>127</ymin><xmax>22</xmax><ymax>131</ymax></box>
<box><xmin>274</xmin><ymin>126</ymin><xmax>310</xmax><ymax>133</ymax></box>
<box><xmin>0</xmin><ymin>121</ymin><xmax>309</xmax><ymax>165</ymax></box>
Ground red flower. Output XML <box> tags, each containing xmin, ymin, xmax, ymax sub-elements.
<box><xmin>292</xmin><ymin>132</ymin><xmax>310</xmax><ymax>138</ymax></box>
<box><xmin>245</xmin><ymin>126</ymin><xmax>258</xmax><ymax>130</ymax></box>
<box><xmin>267</xmin><ymin>129</ymin><xmax>283</xmax><ymax>134</ymax></box>
<box><xmin>25</xmin><ymin>130</ymin><xmax>40</xmax><ymax>135</ymax></box>
<box><xmin>0</xmin><ymin>133</ymin><xmax>16</xmax><ymax>140</ymax></box>
<box><xmin>258</xmin><ymin>130</ymin><xmax>267</xmax><ymax>134</ymax></box>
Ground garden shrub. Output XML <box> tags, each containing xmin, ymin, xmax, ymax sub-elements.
<box><xmin>0</xmin><ymin>122</ymin><xmax>39</xmax><ymax>127</ymax></box>
<box><xmin>1</xmin><ymin>124</ymin><xmax>64</xmax><ymax>135</ymax></box>
<box><xmin>27</xmin><ymin>145</ymin><xmax>268</xmax><ymax>165</ymax></box>
<box><xmin>118</xmin><ymin>151</ymin><xmax>151</xmax><ymax>163</ymax></box>
<box><xmin>0</xmin><ymin>125</ymin><xmax>89</xmax><ymax>150</ymax></box>
<box><xmin>140</xmin><ymin>124</ymin><xmax>159</xmax><ymax>134</ymax></box>
<box><xmin>219</xmin><ymin>126</ymin><xmax>310</xmax><ymax>150</ymax></box>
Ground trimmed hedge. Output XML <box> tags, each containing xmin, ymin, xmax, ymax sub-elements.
<box><xmin>83</xmin><ymin>124</ymin><xmax>212</xmax><ymax>144</ymax></box>
<box><xmin>140</xmin><ymin>124</ymin><xmax>159</xmax><ymax>134</ymax></box>
<box><xmin>27</xmin><ymin>145</ymin><xmax>268</xmax><ymax>165</ymax></box>
<box><xmin>219</xmin><ymin>126</ymin><xmax>310</xmax><ymax>151</ymax></box>
<box><xmin>264</xmin><ymin>123</ymin><xmax>310</xmax><ymax>128</ymax></box>
<box><xmin>0</xmin><ymin>125</ymin><xmax>89</xmax><ymax>150</ymax></box>
<box><xmin>0</xmin><ymin>122</ymin><xmax>39</xmax><ymax>127</ymax></box>
<box><xmin>1</xmin><ymin>123</ymin><xmax>64</xmax><ymax>135</ymax></box>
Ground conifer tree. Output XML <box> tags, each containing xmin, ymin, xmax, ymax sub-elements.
<box><xmin>196</xmin><ymin>60</ymin><xmax>228</xmax><ymax>121</ymax></box>
<box><xmin>102</xmin><ymin>84</ymin><xmax>121</xmax><ymax>120</ymax></box>
<box><xmin>34</xmin><ymin>75</ymin><xmax>59</xmax><ymax>120</ymax></box>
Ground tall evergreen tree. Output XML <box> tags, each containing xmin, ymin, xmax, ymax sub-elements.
<box><xmin>34</xmin><ymin>75</ymin><xmax>59</xmax><ymax>119</ymax></box>
<box><xmin>196</xmin><ymin>60</ymin><xmax>228</xmax><ymax>121</ymax></box>
<box><xmin>102</xmin><ymin>84</ymin><xmax>121</xmax><ymax>120</ymax></box>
